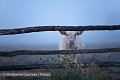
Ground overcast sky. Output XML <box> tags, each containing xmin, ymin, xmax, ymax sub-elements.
<box><xmin>0</xmin><ymin>0</ymin><xmax>120</xmax><ymax>50</ymax></box>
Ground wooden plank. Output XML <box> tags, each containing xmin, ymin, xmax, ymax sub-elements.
<box><xmin>0</xmin><ymin>25</ymin><xmax>120</xmax><ymax>35</ymax></box>
<box><xmin>0</xmin><ymin>48</ymin><xmax>120</xmax><ymax>57</ymax></box>
<box><xmin>0</xmin><ymin>62</ymin><xmax>120</xmax><ymax>71</ymax></box>
<box><xmin>0</xmin><ymin>64</ymin><xmax>64</xmax><ymax>71</ymax></box>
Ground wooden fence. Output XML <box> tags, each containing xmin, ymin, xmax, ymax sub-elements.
<box><xmin>0</xmin><ymin>25</ymin><xmax>120</xmax><ymax>71</ymax></box>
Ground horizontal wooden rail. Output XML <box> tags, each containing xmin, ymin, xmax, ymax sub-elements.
<box><xmin>0</xmin><ymin>64</ymin><xmax>63</xmax><ymax>71</ymax></box>
<box><xmin>0</xmin><ymin>48</ymin><xmax>120</xmax><ymax>57</ymax></box>
<box><xmin>0</xmin><ymin>25</ymin><xmax>120</xmax><ymax>35</ymax></box>
<box><xmin>0</xmin><ymin>62</ymin><xmax>120</xmax><ymax>71</ymax></box>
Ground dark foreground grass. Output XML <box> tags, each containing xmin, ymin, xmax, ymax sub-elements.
<box><xmin>1</xmin><ymin>64</ymin><xmax>120</xmax><ymax>80</ymax></box>
<box><xmin>1</xmin><ymin>54</ymin><xmax>120</xmax><ymax>80</ymax></box>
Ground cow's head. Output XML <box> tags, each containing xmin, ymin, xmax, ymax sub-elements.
<box><xmin>59</xmin><ymin>31</ymin><xmax>83</xmax><ymax>50</ymax></box>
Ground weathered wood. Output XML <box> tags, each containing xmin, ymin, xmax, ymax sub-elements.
<box><xmin>0</xmin><ymin>62</ymin><xmax>120</xmax><ymax>71</ymax></box>
<box><xmin>0</xmin><ymin>25</ymin><xmax>120</xmax><ymax>35</ymax></box>
<box><xmin>97</xmin><ymin>62</ymin><xmax>120</xmax><ymax>67</ymax></box>
<box><xmin>0</xmin><ymin>64</ymin><xmax>64</xmax><ymax>71</ymax></box>
<box><xmin>0</xmin><ymin>48</ymin><xmax>120</xmax><ymax>57</ymax></box>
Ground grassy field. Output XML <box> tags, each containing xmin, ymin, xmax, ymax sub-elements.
<box><xmin>0</xmin><ymin>63</ymin><xmax>120</xmax><ymax>80</ymax></box>
<box><xmin>0</xmin><ymin>51</ymin><xmax>120</xmax><ymax>80</ymax></box>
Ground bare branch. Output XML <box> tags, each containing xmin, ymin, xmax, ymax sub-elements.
<box><xmin>0</xmin><ymin>25</ymin><xmax>120</xmax><ymax>35</ymax></box>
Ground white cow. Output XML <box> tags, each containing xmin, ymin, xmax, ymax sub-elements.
<box><xmin>59</xmin><ymin>31</ymin><xmax>85</xmax><ymax>63</ymax></box>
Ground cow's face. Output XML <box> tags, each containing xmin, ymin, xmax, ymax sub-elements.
<box><xmin>59</xmin><ymin>31</ymin><xmax>83</xmax><ymax>50</ymax></box>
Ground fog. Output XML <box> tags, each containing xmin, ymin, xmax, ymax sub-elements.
<box><xmin>0</xmin><ymin>0</ymin><xmax>120</xmax><ymax>51</ymax></box>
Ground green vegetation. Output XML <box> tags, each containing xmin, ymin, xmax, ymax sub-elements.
<box><xmin>2</xmin><ymin>62</ymin><xmax>120</xmax><ymax>80</ymax></box>
<box><xmin>1</xmin><ymin>52</ymin><xmax>120</xmax><ymax>80</ymax></box>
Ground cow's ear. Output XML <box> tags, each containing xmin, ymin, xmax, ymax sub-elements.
<box><xmin>59</xmin><ymin>31</ymin><xmax>66</xmax><ymax>35</ymax></box>
<box><xmin>76</xmin><ymin>31</ymin><xmax>84</xmax><ymax>35</ymax></box>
